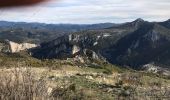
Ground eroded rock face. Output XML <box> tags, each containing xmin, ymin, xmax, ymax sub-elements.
<box><xmin>83</xmin><ymin>49</ymin><xmax>99</xmax><ymax>59</ymax></box>
<box><xmin>142</xmin><ymin>63</ymin><xmax>170</xmax><ymax>76</ymax></box>
<box><xmin>31</xmin><ymin>34</ymin><xmax>104</xmax><ymax>61</ymax></box>
<box><xmin>8</xmin><ymin>41</ymin><xmax>37</xmax><ymax>53</ymax></box>
<box><xmin>72</xmin><ymin>45</ymin><xmax>80</xmax><ymax>55</ymax></box>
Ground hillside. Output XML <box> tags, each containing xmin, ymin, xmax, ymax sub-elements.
<box><xmin>0</xmin><ymin>51</ymin><xmax>169</xmax><ymax>100</ymax></box>
<box><xmin>31</xmin><ymin>19</ymin><xmax>170</xmax><ymax>71</ymax></box>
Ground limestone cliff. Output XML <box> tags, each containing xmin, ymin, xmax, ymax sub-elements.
<box><xmin>8</xmin><ymin>41</ymin><xmax>37</xmax><ymax>53</ymax></box>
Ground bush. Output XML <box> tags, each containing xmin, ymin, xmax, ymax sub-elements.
<box><xmin>0</xmin><ymin>67</ymin><xmax>50</xmax><ymax>100</ymax></box>
<box><xmin>115</xmin><ymin>80</ymin><xmax>123</xmax><ymax>88</ymax></box>
<box><xmin>51</xmin><ymin>84</ymin><xmax>91</xmax><ymax>100</ymax></box>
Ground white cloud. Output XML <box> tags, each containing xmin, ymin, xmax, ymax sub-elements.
<box><xmin>0</xmin><ymin>0</ymin><xmax>169</xmax><ymax>24</ymax></box>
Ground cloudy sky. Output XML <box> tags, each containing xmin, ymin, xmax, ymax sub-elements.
<box><xmin>0</xmin><ymin>0</ymin><xmax>170</xmax><ymax>24</ymax></box>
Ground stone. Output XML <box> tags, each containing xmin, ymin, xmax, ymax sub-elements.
<box><xmin>8</xmin><ymin>41</ymin><xmax>37</xmax><ymax>53</ymax></box>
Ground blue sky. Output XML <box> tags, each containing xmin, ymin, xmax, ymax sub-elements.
<box><xmin>0</xmin><ymin>0</ymin><xmax>170</xmax><ymax>24</ymax></box>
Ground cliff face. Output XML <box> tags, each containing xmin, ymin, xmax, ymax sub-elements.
<box><xmin>8</xmin><ymin>41</ymin><xmax>37</xmax><ymax>53</ymax></box>
<box><xmin>72</xmin><ymin>45</ymin><xmax>80</xmax><ymax>55</ymax></box>
<box><xmin>31</xmin><ymin>34</ymin><xmax>103</xmax><ymax>61</ymax></box>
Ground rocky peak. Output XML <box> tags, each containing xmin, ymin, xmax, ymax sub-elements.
<box><xmin>134</xmin><ymin>18</ymin><xmax>145</xmax><ymax>22</ymax></box>
<box><xmin>132</xmin><ymin>18</ymin><xmax>145</xmax><ymax>28</ymax></box>
<box><xmin>119</xmin><ymin>18</ymin><xmax>146</xmax><ymax>29</ymax></box>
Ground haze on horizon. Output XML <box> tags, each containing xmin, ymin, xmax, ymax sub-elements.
<box><xmin>0</xmin><ymin>0</ymin><xmax>169</xmax><ymax>24</ymax></box>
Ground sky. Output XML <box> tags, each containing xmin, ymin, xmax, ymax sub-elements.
<box><xmin>0</xmin><ymin>0</ymin><xmax>170</xmax><ymax>24</ymax></box>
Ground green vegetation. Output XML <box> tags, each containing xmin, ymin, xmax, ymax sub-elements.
<box><xmin>0</xmin><ymin>52</ymin><xmax>169</xmax><ymax>100</ymax></box>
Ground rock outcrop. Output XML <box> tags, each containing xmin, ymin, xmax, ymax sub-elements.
<box><xmin>72</xmin><ymin>45</ymin><xmax>80</xmax><ymax>55</ymax></box>
<box><xmin>8</xmin><ymin>41</ymin><xmax>37</xmax><ymax>53</ymax></box>
<box><xmin>31</xmin><ymin>33</ymin><xmax>104</xmax><ymax>61</ymax></box>
<box><xmin>143</xmin><ymin>63</ymin><xmax>170</xmax><ymax>76</ymax></box>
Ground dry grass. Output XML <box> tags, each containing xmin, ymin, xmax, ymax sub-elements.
<box><xmin>0</xmin><ymin>65</ymin><xmax>169</xmax><ymax>100</ymax></box>
<box><xmin>0</xmin><ymin>67</ymin><xmax>50</xmax><ymax>100</ymax></box>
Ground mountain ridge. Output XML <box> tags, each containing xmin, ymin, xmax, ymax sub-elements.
<box><xmin>31</xmin><ymin>18</ymin><xmax>170</xmax><ymax>70</ymax></box>
<box><xmin>0</xmin><ymin>21</ymin><xmax>115</xmax><ymax>44</ymax></box>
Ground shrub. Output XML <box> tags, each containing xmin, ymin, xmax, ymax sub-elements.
<box><xmin>0</xmin><ymin>67</ymin><xmax>50</xmax><ymax>100</ymax></box>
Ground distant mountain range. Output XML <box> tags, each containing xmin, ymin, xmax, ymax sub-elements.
<box><xmin>0</xmin><ymin>21</ymin><xmax>115</xmax><ymax>43</ymax></box>
<box><xmin>30</xmin><ymin>18</ymin><xmax>170</xmax><ymax>70</ymax></box>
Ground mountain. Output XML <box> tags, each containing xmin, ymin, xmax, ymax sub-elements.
<box><xmin>158</xmin><ymin>19</ymin><xmax>170</xmax><ymax>29</ymax></box>
<box><xmin>31</xmin><ymin>19</ymin><xmax>139</xmax><ymax>59</ymax></box>
<box><xmin>107</xmin><ymin>22</ymin><xmax>170</xmax><ymax>68</ymax></box>
<box><xmin>31</xmin><ymin>18</ymin><xmax>170</xmax><ymax>70</ymax></box>
<box><xmin>0</xmin><ymin>21</ymin><xmax>115</xmax><ymax>44</ymax></box>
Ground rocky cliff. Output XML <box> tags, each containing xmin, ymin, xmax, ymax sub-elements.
<box><xmin>32</xmin><ymin>34</ymin><xmax>103</xmax><ymax>61</ymax></box>
<box><xmin>0</xmin><ymin>40</ymin><xmax>37</xmax><ymax>53</ymax></box>
<box><xmin>8</xmin><ymin>41</ymin><xmax>37</xmax><ymax>53</ymax></box>
<box><xmin>31</xmin><ymin>19</ymin><xmax>170</xmax><ymax>70</ymax></box>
